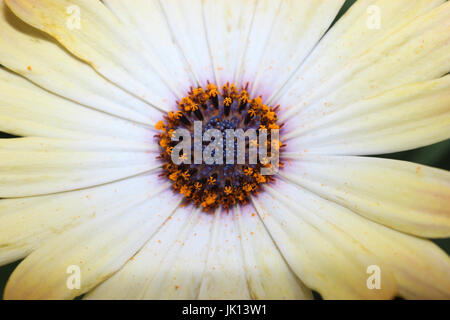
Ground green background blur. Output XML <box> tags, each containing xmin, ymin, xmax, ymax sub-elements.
<box><xmin>0</xmin><ymin>0</ymin><xmax>449</xmax><ymax>299</ymax></box>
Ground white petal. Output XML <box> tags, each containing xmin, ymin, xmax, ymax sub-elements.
<box><xmin>0</xmin><ymin>137</ymin><xmax>159</xmax><ymax>197</ymax></box>
<box><xmin>0</xmin><ymin>68</ymin><xmax>152</xmax><ymax>139</ymax></box>
<box><xmin>236</xmin><ymin>205</ymin><xmax>313</xmax><ymax>299</ymax></box>
<box><xmin>198</xmin><ymin>210</ymin><xmax>251</xmax><ymax>299</ymax></box>
<box><xmin>87</xmin><ymin>205</ymin><xmax>312</xmax><ymax>300</ymax></box>
<box><xmin>102</xmin><ymin>0</ymin><xmax>197</xmax><ymax>95</ymax></box>
<box><xmin>281</xmin><ymin>154</ymin><xmax>450</xmax><ymax>238</ymax></box>
<box><xmin>85</xmin><ymin>207</ymin><xmax>213</xmax><ymax>300</ymax></box>
<box><xmin>285</xmin><ymin>76</ymin><xmax>450</xmax><ymax>155</ymax></box>
<box><xmin>0</xmin><ymin>2</ymin><xmax>160</xmax><ymax>125</ymax></box>
<box><xmin>278</xmin><ymin>0</ymin><xmax>449</xmax><ymax>126</ymax></box>
<box><xmin>237</xmin><ymin>0</ymin><xmax>345</xmax><ymax>99</ymax></box>
<box><xmin>202</xmin><ymin>0</ymin><xmax>256</xmax><ymax>87</ymax></box>
<box><xmin>159</xmin><ymin>0</ymin><xmax>214</xmax><ymax>86</ymax></box>
<box><xmin>5</xmin><ymin>0</ymin><xmax>181</xmax><ymax>110</ymax></box>
<box><xmin>0</xmin><ymin>172</ymin><xmax>165</xmax><ymax>266</ymax></box>
<box><xmin>252</xmin><ymin>187</ymin><xmax>397</xmax><ymax>299</ymax></box>
<box><xmin>4</xmin><ymin>184</ymin><xmax>181</xmax><ymax>300</ymax></box>
<box><xmin>271</xmin><ymin>178</ymin><xmax>450</xmax><ymax>299</ymax></box>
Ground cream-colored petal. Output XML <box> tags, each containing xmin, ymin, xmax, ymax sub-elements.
<box><xmin>0</xmin><ymin>68</ymin><xmax>152</xmax><ymax>139</ymax></box>
<box><xmin>278</xmin><ymin>0</ymin><xmax>449</xmax><ymax>127</ymax></box>
<box><xmin>198</xmin><ymin>210</ymin><xmax>251</xmax><ymax>299</ymax></box>
<box><xmin>159</xmin><ymin>0</ymin><xmax>214</xmax><ymax>86</ymax></box>
<box><xmin>237</xmin><ymin>0</ymin><xmax>345</xmax><ymax>99</ymax></box>
<box><xmin>236</xmin><ymin>205</ymin><xmax>313</xmax><ymax>300</ymax></box>
<box><xmin>0</xmin><ymin>137</ymin><xmax>159</xmax><ymax>197</ymax></box>
<box><xmin>252</xmin><ymin>187</ymin><xmax>397</xmax><ymax>299</ymax></box>
<box><xmin>102</xmin><ymin>0</ymin><xmax>197</xmax><ymax>95</ymax></box>
<box><xmin>281</xmin><ymin>155</ymin><xmax>450</xmax><ymax>238</ymax></box>
<box><xmin>148</xmin><ymin>211</ymin><xmax>212</xmax><ymax>300</ymax></box>
<box><xmin>0</xmin><ymin>1</ymin><xmax>159</xmax><ymax>125</ymax></box>
<box><xmin>0</xmin><ymin>171</ymin><xmax>163</xmax><ymax>266</ymax></box>
<box><xmin>272</xmin><ymin>178</ymin><xmax>450</xmax><ymax>299</ymax></box>
<box><xmin>87</xmin><ymin>204</ymin><xmax>312</xmax><ymax>300</ymax></box>
<box><xmin>5</xmin><ymin>0</ymin><xmax>181</xmax><ymax>110</ymax></box>
<box><xmin>202</xmin><ymin>0</ymin><xmax>256</xmax><ymax>87</ymax></box>
<box><xmin>285</xmin><ymin>76</ymin><xmax>450</xmax><ymax>155</ymax></box>
<box><xmin>276</xmin><ymin>0</ymin><xmax>445</xmax><ymax>104</ymax></box>
<box><xmin>4</xmin><ymin>184</ymin><xmax>181</xmax><ymax>300</ymax></box>
<box><xmin>85</xmin><ymin>206</ymin><xmax>212</xmax><ymax>300</ymax></box>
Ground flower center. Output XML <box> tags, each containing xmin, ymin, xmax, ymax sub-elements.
<box><xmin>155</xmin><ymin>82</ymin><xmax>283</xmax><ymax>211</ymax></box>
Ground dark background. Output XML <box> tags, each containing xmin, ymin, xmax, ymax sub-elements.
<box><xmin>0</xmin><ymin>0</ymin><xmax>449</xmax><ymax>299</ymax></box>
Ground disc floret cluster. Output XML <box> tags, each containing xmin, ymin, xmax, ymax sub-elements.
<box><xmin>155</xmin><ymin>83</ymin><xmax>283</xmax><ymax>211</ymax></box>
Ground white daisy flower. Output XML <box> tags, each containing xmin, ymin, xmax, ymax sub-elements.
<box><xmin>0</xmin><ymin>0</ymin><xmax>449</xmax><ymax>300</ymax></box>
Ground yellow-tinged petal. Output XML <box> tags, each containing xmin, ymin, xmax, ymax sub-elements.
<box><xmin>85</xmin><ymin>207</ymin><xmax>210</xmax><ymax>300</ymax></box>
<box><xmin>197</xmin><ymin>210</ymin><xmax>251</xmax><ymax>299</ymax></box>
<box><xmin>0</xmin><ymin>137</ymin><xmax>159</xmax><ymax>198</ymax></box>
<box><xmin>285</xmin><ymin>76</ymin><xmax>450</xmax><ymax>155</ymax></box>
<box><xmin>0</xmin><ymin>1</ymin><xmax>158</xmax><ymax>125</ymax></box>
<box><xmin>4</xmin><ymin>185</ymin><xmax>181</xmax><ymax>300</ymax></box>
<box><xmin>281</xmin><ymin>155</ymin><xmax>450</xmax><ymax>238</ymax></box>
<box><xmin>236</xmin><ymin>0</ymin><xmax>345</xmax><ymax>99</ymax></box>
<box><xmin>101</xmin><ymin>0</ymin><xmax>197</xmax><ymax>93</ymax></box>
<box><xmin>252</xmin><ymin>189</ymin><xmax>397</xmax><ymax>300</ymax></box>
<box><xmin>0</xmin><ymin>172</ymin><xmax>163</xmax><ymax>266</ymax></box>
<box><xmin>5</xmin><ymin>0</ymin><xmax>184</xmax><ymax>110</ymax></box>
<box><xmin>158</xmin><ymin>0</ymin><xmax>214</xmax><ymax>86</ymax></box>
<box><xmin>0</xmin><ymin>68</ymin><xmax>152</xmax><ymax>139</ymax></box>
<box><xmin>235</xmin><ymin>205</ymin><xmax>313</xmax><ymax>299</ymax></box>
<box><xmin>278</xmin><ymin>0</ymin><xmax>449</xmax><ymax>126</ymax></box>
<box><xmin>269</xmin><ymin>178</ymin><xmax>450</xmax><ymax>299</ymax></box>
